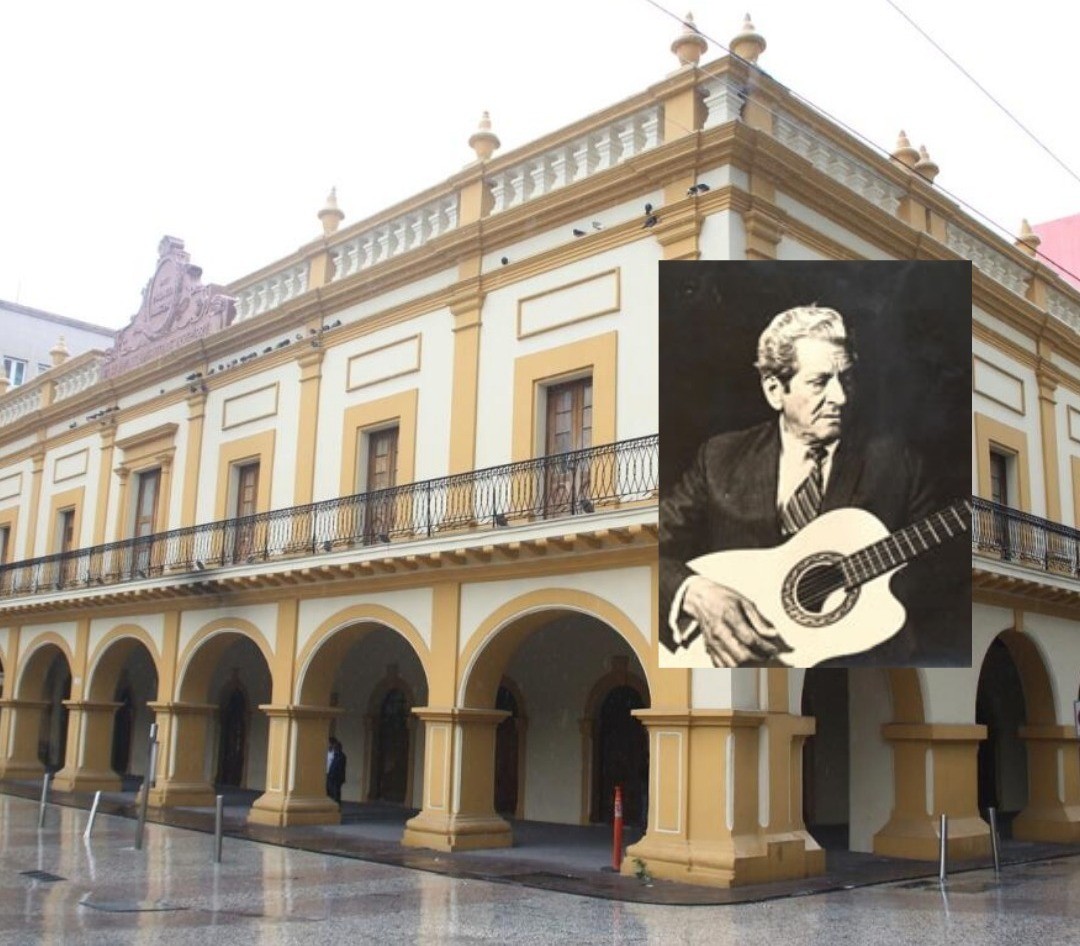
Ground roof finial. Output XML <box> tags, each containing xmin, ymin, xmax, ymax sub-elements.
<box><xmin>1016</xmin><ymin>219</ymin><xmax>1042</xmax><ymax>257</ymax></box>
<box><xmin>318</xmin><ymin>187</ymin><xmax>345</xmax><ymax>236</ymax></box>
<box><xmin>671</xmin><ymin>12</ymin><xmax>708</xmax><ymax>66</ymax></box>
<box><xmin>913</xmin><ymin>145</ymin><xmax>939</xmax><ymax>183</ymax></box>
<box><xmin>730</xmin><ymin>13</ymin><xmax>766</xmax><ymax>64</ymax></box>
<box><xmin>891</xmin><ymin>130</ymin><xmax>919</xmax><ymax>169</ymax></box>
<box><xmin>468</xmin><ymin>111</ymin><xmax>501</xmax><ymax>162</ymax></box>
<box><xmin>50</xmin><ymin>335</ymin><xmax>69</xmax><ymax>368</ymax></box>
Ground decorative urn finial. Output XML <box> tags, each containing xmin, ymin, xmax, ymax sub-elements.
<box><xmin>891</xmin><ymin>130</ymin><xmax>919</xmax><ymax>169</ymax></box>
<box><xmin>318</xmin><ymin>187</ymin><xmax>345</xmax><ymax>236</ymax></box>
<box><xmin>671</xmin><ymin>12</ymin><xmax>708</xmax><ymax>66</ymax></box>
<box><xmin>914</xmin><ymin>145</ymin><xmax>939</xmax><ymax>182</ymax></box>
<box><xmin>730</xmin><ymin>13</ymin><xmax>766</xmax><ymax>63</ymax></box>
<box><xmin>1016</xmin><ymin>219</ymin><xmax>1042</xmax><ymax>256</ymax></box>
<box><xmin>468</xmin><ymin>111</ymin><xmax>501</xmax><ymax>162</ymax></box>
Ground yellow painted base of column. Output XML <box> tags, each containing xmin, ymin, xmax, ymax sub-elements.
<box><xmin>146</xmin><ymin>781</ymin><xmax>216</xmax><ymax>809</ymax></box>
<box><xmin>623</xmin><ymin>831</ymin><xmax>824</xmax><ymax>887</ymax></box>
<box><xmin>874</xmin><ymin>814</ymin><xmax>990</xmax><ymax>861</ymax></box>
<box><xmin>51</xmin><ymin>770</ymin><xmax>122</xmax><ymax>794</ymax></box>
<box><xmin>402</xmin><ymin>811</ymin><xmax>512</xmax><ymax>852</ymax></box>
<box><xmin>0</xmin><ymin>761</ymin><xmax>46</xmax><ymax>781</ymax></box>
<box><xmin>247</xmin><ymin>791</ymin><xmax>341</xmax><ymax>827</ymax></box>
<box><xmin>1013</xmin><ymin>806</ymin><xmax>1080</xmax><ymax>843</ymax></box>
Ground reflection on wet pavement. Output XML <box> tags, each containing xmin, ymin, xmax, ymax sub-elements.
<box><xmin>2</xmin><ymin>794</ymin><xmax>1079</xmax><ymax>944</ymax></box>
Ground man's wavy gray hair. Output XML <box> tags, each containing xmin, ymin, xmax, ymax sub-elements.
<box><xmin>754</xmin><ymin>304</ymin><xmax>852</xmax><ymax>383</ymax></box>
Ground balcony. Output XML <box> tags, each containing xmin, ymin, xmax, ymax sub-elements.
<box><xmin>0</xmin><ymin>436</ymin><xmax>659</xmax><ymax>604</ymax></box>
<box><xmin>971</xmin><ymin>497</ymin><xmax>1080</xmax><ymax>607</ymax></box>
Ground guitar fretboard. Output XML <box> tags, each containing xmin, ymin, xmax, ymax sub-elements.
<box><xmin>840</xmin><ymin>500</ymin><xmax>970</xmax><ymax>589</ymax></box>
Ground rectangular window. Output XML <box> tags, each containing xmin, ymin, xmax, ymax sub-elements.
<box><xmin>3</xmin><ymin>357</ymin><xmax>27</xmax><ymax>387</ymax></box>
<box><xmin>542</xmin><ymin>377</ymin><xmax>593</xmax><ymax>516</ymax></box>
<box><xmin>56</xmin><ymin>507</ymin><xmax>76</xmax><ymax>585</ymax></box>
<box><xmin>0</xmin><ymin>525</ymin><xmax>9</xmax><ymax>566</ymax></box>
<box><xmin>231</xmin><ymin>461</ymin><xmax>260</xmax><ymax>561</ymax></box>
<box><xmin>131</xmin><ymin>469</ymin><xmax>161</xmax><ymax>576</ymax></box>
<box><xmin>363</xmin><ymin>427</ymin><xmax>399</xmax><ymax>543</ymax></box>
<box><xmin>989</xmin><ymin>450</ymin><xmax>1009</xmax><ymax>506</ymax></box>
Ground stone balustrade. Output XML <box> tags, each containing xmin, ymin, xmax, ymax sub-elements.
<box><xmin>234</xmin><ymin>263</ymin><xmax>309</xmax><ymax>322</ymax></box>
<box><xmin>328</xmin><ymin>194</ymin><xmax>459</xmax><ymax>283</ymax></box>
<box><xmin>0</xmin><ymin>386</ymin><xmax>43</xmax><ymax>428</ymax></box>
<box><xmin>51</xmin><ymin>356</ymin><xmax>105</xmax><ymax>404</ymax></box>
<box><xmin>487</xmin><ymin>105</ymin><xmax>663</xmax><ymax>214</ymax></box>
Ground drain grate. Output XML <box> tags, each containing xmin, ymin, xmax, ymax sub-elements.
<box><xmin>20</xmin><ymin>870</ymin><xmax>64</xmax><ymax>883</ymax></box>
<box><xmin>80</xmin><ymin>897</ymin><xmax>185</xmax><ymax>913</ymax></box>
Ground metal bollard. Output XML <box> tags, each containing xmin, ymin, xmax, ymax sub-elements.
<box><xmin>213</xmin><ymin>795</ymin><xmax>224</xmax><ymax>864</ymax></box>
<box><xmin>938</xmin><ymin>813</ymin><xmax>948</xmax><ymax>884</ymax></box>
<box><xmin>134</xmin><ymin>723</ymin><xmax>158</xmax><ymax>851</ymax></box>
<box><xmin>37</xmin><ymin>773</ymin><xmax>51</xmax><ymax>829</ymax></box>
<box><xmin>988</xmin><ymin>806</ymin><xmax>1001</xmax><ymax>874</ymax></box>
<box><xmin>83</xmin><ymin>790</ymin><xmax>102</xmax><ymax>841</ymax></box>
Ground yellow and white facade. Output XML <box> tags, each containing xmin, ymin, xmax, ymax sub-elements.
<box><xmin>0</xmin><ymin>18</ymin><xmax>1078</xmax><ymax>889</ymax></box>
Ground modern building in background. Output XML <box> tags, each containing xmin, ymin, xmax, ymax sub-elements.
<box><xmin>0</xmin><ymin>16</ymin><xmax>1078</xmax><ymax>889</ymax></box>
<box><xmin>0</xmin><ymin>299</ymin><xmax>116</xmax><ymax>391</ymax></box>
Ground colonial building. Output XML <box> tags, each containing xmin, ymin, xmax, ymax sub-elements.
<box><xmin>0</xmin><ymin>16</ymin><xmax>1078</xmax><ymax>889</ymax></box>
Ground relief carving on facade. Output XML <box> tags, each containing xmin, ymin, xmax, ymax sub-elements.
<box><xmin>104</xmin><ymin>236</ymin><xmax>235</xmax><ymax>378</ymax></box>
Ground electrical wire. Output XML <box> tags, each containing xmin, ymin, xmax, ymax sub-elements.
<box><xmin>639</xmin><ymin>0</ymin><xmax>1080</xmax><ymax>288</ymax></box>
<box><xmin>883</xmin><ymin>0</ymin><xmax>1080</xmax><ymax>189</ymax></box>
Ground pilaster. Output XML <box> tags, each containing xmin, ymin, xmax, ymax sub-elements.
<box><xmin>1013</xmin><ymin>725</ymin><xmax>1080</xmax><ymax>842</ymax></box>
<box><xmin>402</xmin><ymin>707</ymin><xmax>511</xmax><ymax>851</ymax></box>
<box><xmin>874</xmin><ymin>723</ymin><xmax>990</xmax><ymax>860</ymax></box>
<box><xmin>248</xmin><ymin>703</ymin><xmax>342</xmax><ymax>827</ymax></box>
<box><xmin>626</xmin><ymin>709</ymin><xmax>823</xmax><ymax>887</ymax></box>
<box><xmin>0</xmin><ymin>699</ymin><xmax>48</xmax><ymax>780</ymax></box>
<box><xmin>145</xmin><ymin>700</ymin><xmax>217</xmax><ymax>807</ymax></box>
<box><xmin>51</xmin><ymin>700</ymin><xmax>122</xmax><ymax>793</ymax></box>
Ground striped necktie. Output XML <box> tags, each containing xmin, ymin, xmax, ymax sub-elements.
<box><xmin>780</xmin><ymin>445</ymin><xmax>827</xmax><ymax>536</ymax></box>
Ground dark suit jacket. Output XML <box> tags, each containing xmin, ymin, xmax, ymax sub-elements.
<box><xmin>659</xmin><ymin>420</ymin><xmax>938</xmax><ymax>657</ymax></box>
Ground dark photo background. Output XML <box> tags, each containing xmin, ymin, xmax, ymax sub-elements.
<box><xmin>659</xmin><ymin>260</ymin><xmax>973</xmax><ymax>667</ymax></box>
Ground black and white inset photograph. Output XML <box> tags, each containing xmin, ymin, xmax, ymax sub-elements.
<box><xmin>659</xmin><ymin>261</ymin><xmax>972</xmax><ymax>669</ymax></box>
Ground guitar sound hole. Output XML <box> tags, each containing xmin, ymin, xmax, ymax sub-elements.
<box><xmin>795</xmin><ymin>563</ymin><xmax>845</xmax><ymax>614</ymax></box>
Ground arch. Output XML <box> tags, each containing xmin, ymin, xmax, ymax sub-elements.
<box><xmin>460</xmin><ymin>589</ymin><xmax>652</xmax><ymax>707</ymax></box>
<box><xmin>296</xmin><ymin>604</ymin><xmax>431</xmax><ymax>706</ymax></box>
<box><xmin>14</xmin><ymin>635</ymin><xmax>74</xmax><ymax>700</ymax></box>
<box><xmin>85</xmin><ymin>625</ymin><xmax>162</xmax><ymax>702</ymax></box>
<box><xmin>792</xmin><ymin>665</ymin><xmax>925</xmax><ymax>725</ymax></box>
<box><xmin>992</xmin><ymin>630</ymin><xmax>1056</xmax><ymax>726</ymax></box>
<box><xmin>177</xmin><ymin>618</ymin><xmax>274</xmax><ymax>703</ymax></box>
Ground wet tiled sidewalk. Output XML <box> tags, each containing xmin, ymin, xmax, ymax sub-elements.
<box><xmin>3</xmin><ymin>794</ymin><xmax>1080</xmax><ymax>944</ymax></box>
<box><xmin>3</xmin><ymin>780</ymin><xmax>1079</xmax><ymax>906</ymax></box>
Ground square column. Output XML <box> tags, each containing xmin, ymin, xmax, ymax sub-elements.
<box><xmin>0</xmin><ymin>699</ymin><xmax>48</xmax><ymax>780</ymax></box>
<box><xmin>52</xmin><ymin>700</ymin><xmax>122</xmax><ymax>793</ymax></box>
<box><xmin>145</xmin><ymin>701</ymin><xmax>217</xmax><ymax>808</ymax></box>
<box><xmin>1014</xmin><ymin>725</ymin><xmax>1080</xmax><ymax>842</ymax></box>
<box><xmin>626</xmin><ymin>709</ymin><xmax>823</xmax><ymax>887</ymax></box>
<box><xmin>402</xmin><ymin>707</ymin><xmax>511</xmax><ymax>852</ymax></box>
<box><xmin>248</xmin><ymin>704</ymin><xmax>342</xmax><ymax>827</ymax></box>
<box><xmin>874</xmin><ymin>723</ymin><xmax>990</xmax><ymax>860</ymax></box>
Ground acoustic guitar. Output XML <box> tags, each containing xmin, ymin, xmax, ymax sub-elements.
<box><xmin>664</xmin><ymin>499</ymin><xmax>971</xmax><ymax>668</ymax></box>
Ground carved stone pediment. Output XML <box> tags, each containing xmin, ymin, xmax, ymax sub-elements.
<box><xmin>104</xmin><ymin>237</ymin><xmax>235</xmax><ymax>378</ymax></box>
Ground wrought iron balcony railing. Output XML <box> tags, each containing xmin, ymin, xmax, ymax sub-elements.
<box><xmin>0</xmin><ymin>435</ymin><xmax>659</xmax><ymax>599</ymax></box>
<box><xmin>971</xmin><ymin>496</ymin><xmax>1080</xmax><ymax>578</ymax></box>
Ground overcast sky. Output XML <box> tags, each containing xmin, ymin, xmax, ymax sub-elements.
<box><xmin>2</xmin><ymin>0</ymin><xmax>1077</xmax><ymax>330</ymax></box>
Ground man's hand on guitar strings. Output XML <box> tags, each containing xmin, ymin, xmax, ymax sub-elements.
<box><xmin>683</xmin><ymin>576</ymin><xmax>793</xmax><ymax>668</ymax></box>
